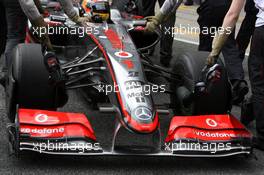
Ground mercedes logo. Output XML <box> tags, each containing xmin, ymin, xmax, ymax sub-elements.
<box><xmin>134</xmin><ymin>107</ymin><xmax>153</xmax><ymax>121</ymax></box>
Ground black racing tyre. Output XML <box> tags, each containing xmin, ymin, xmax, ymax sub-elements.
<box><xmin>6</xmin><ymin>44</ymin><xmax>67</xmax><ymax>122</ymax></box>
<box><xmin>170</xmin><ymin>51</ymin><xmax>232</xmax><ymax>115</ymax></box>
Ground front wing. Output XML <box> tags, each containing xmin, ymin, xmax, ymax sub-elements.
<box><xmin>8</xmin><ymin>109</ymin><xmax>252</xmax><ymax>157</ymax></box>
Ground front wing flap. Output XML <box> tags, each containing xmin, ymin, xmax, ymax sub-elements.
<box><xmin>16</xmin><ymin>109</ymin><xmax>103</xmax><ymax>154</ymax></box>
<box><xmin>165</xmin><ymin>114</ymin><xmax>253</xmax><ymax>156</ymax></box>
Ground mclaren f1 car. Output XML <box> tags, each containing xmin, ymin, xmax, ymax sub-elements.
<box><xmin>5</xmin><ymin>0</ymin><xmax>253</xmax><ymax>157</ymax></box>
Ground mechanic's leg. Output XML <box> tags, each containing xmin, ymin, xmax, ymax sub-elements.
<box><xmin>222</xmin><ymin>30</ymin><xmax>248</xmax><ymax>104</ymax></box>
<box><xmin>158</xmin><ymin>0</ymin><xmax>176</xmax><ymax>67</ymax></box>
<box><xmin>0</xmin><ymin>2</ymin><xmax>6</xmax><ymax>56</ymax></box>
<box><xmin>197</xmin><ymin>0</ymin><xmax>213</xmax><ymax>52</ymax></box>
<box><xmin>197</xmin><ymin>0</ymin><xmax>229</xmax><ymax>52</ymax></box>
<box><xmin>222</xmin><ymin>31</ymin><xmax>244</xmax><ymax>81</ymax></box>
<box><xmin>236</xmin><ymin>14</ymin><xmax>257</xmax><ymax>59</ymax></box>
<box><xmin>140</xmin><ymin>0</ymin><xmax>157</xmax><ymax>56</ymax></box>
<box><xmin>3</xmin><ymin>0</ymin><xmax>27</xmax><ymax>69</ymax></box>
<box><xmin>236</xmin><ymin>0</ymin><xmax>258</xmax><ymax>60</ymax></box>
<box><xmin>0</xmin><ymin>1</ymin><xmax>7</xmax><ymax>87</ymax></box>
<box><xmin>248</xmin><ymin>26</ymin><xmax>264</xmax><ymax>150</ymax></box>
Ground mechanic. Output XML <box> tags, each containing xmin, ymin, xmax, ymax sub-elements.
<box><xmin>145</xmin><ymin>0</ymin><xmax>249</xmax><ymax>105</ymax></box>
<box><xmin>206</xmin><ymin>0</ymin><xmax>264</xmax><ymax>151</ymax></box>
<box><xmin>0</xmin><ymin>2</ymin><xmax>6</xmax><ymax>56</ymax></box>
<box><xmin>0</xmin><ymin>0</ymin><xmax>91</xmax><ymax>87</ymax></box>
<box><xmin>143</xmin><ymin>0</ymin><xmax>182</xmax><ymax>67</ymax></box>
<box><xmin>236</xmin><ymin>0</ymin><xmax>258</xmax><ymax>126</ymax></box>
<box><xmin>18</xmin><ymin>0</ymin><xmax>91</xmax><ymax>51</ymax></box>
<box><xmin>0</xmin><ymin>1</ymin><xmax>7</xmax><ymax>86</ymax></box>
<box><xmin>197</xmin><ymin>0</ymin><xmax>249</xmax><ymax>105</ymax></box>
<box><xmin>236</xmin><ymin>0</ymin><xmax>258</xmax><ymax>60</ymax></box>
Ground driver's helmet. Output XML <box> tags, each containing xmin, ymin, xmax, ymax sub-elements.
<box><xmin>81</xmin><ymin>0</ymin><xmax>110</xmax><ymax>22</ymax></box>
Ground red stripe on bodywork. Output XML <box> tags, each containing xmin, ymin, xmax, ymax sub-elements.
<box><xmin>104</xmin><ymin>29</ymin><xmax>124</xmax><ymax>50</ymax></box>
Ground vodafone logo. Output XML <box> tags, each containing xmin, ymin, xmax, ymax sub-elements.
<box><xmin>115</xmin><ymin>51</ymin><xmax>133</xmax><ymax>58</ymax></box>
<box><xmin>35</xmin><ymin>114</ymin><xmax>49</xmax><ymax>123</ymax></box>
<box><xmin>206</xmin><ymin>118</ymin><xmax>218</xmax><ymax>127</ymax></box>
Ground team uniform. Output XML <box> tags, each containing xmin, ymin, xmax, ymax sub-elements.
<box><xmin>249</xmin><ymin>0</ymin><xmax>264</xmax><ymax>148</ymax></box>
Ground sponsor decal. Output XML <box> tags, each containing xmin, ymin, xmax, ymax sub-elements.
<box><xmin>128</xmin><ymin>71</ymin><xmax>139</xmax><ymax>77</ymax></box>
<box><xmin>125</xmin><ymin>81</ymin><xmax>143</xmax><ymax>90</ymax></box>
<box><xmin>34</xmin><ymin>114</ymin><xmax>59</xmax><ymax>123</ymax></box>
<box><xmin>121</xmin><ymin>59</ymin><xmax>134</xmax><ymax>69</ymax></box>
<box><xmin>21</xmin><ymin>127</ymin><xmax>65</xmax><ymax>134</ymax></box>
<box><xmin>35</xmin><ymin>114</ymin><xmax>49</xmax><ymax>123</ymax></box>
<box><xmin>206</xmin><ymin>118</ymin><xmax>218</xmax><ymax>127</ymax></box>
<box><xmin>194</xmin><ymin>130</ymin><xmax>247</xmax><ymax>138</ymax></box>
<box><xmin>115</xmin><ymin>51</ymin><xmax>133</xmax><ymax>58</ymax></box>
<box><xmin>127</xmin><ymin>92</ymin><xmax>144</xmax><ymax>99</ymax></box>
<box><xmin>134</xmin><ymin>107</ymin><xmax>152</xmax><ymax>121</ymax></box>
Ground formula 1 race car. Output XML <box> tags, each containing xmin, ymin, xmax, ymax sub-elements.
<box><xmin>5</xmin><ymin>0</ymin><xmax>252</xmax><ymax>157</ymax></box>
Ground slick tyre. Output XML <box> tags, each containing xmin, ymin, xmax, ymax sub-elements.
<box><xmin>6</xmin><ymin>44</ymin><xmax>67</xmax><ymax>122</ymax></box>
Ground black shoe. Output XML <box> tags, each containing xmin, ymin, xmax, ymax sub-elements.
<box><xmin>184</xmin><ymin>0</ymin><xmax>194</xmax><ymax>6</ymax></box>
<box><xmin>232</xmin><ymin>80</ymin><xmax>249</xmax><ymax>105</ymax></box>
<box><xmin>240</xmin><ymin>98</ymin><xmax>255</xmax><ymax>126</ymax></box>
<box><xmin>253</xmin><ymin>137</ymin><xmax>264</xmax><ymax>151</ymax></box>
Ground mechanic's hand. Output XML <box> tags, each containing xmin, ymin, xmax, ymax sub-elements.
<box><xmin>40</xmin><ymin>34</ymin><xmax>53</xmax><ymax>51</ymax></box>
<box><xmin>71</xmin><ymin>14</ymin><xmax>91</xmax><ymax>25</ymax></box>
<box><xmin>145</xmin><ymin>16</ymin><xmax>160</xmax><ymax>33</ymax></box>
<box><xmin>206</xmin><ymin>54</ymin><xmax>218</xmax><ymax>67</ymax></box>
<box><xmin>31</xmin><ymin>17</ymin><xmax>53</xmax><ymax>51</ymax></box>
<box><xmin>144</xmin><ymin>12</ymin><xmax>166</xmax><ymax>33</ymax></box>
<box><xmin>206</xmin><ymin>29</ymin><xmax>230</xmax><ymax>67</ymax></box>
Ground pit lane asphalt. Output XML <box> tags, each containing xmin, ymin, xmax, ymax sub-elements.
<box><xmin>0</xmin><ymin>41</ymin><xmax>264</xmax><ymax>175</ymax></box>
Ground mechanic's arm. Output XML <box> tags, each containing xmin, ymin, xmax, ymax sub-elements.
<box><xmin>145</xmin><ymin>0</ymin><xmax>183</xmax><ymax>32</ymax></box>
<box><xmin>207</xmin><ymin>0</ymin><xmax>245</xmax><ymax>66</ymax></box>
<box><xmin>57</xmin><ymin>0</ymin><xmax>91</xmax><ymax>24</ymax></box>
<box><xmin>18</xmin><ymin>0</ymin><xmax>53</xmax><ymax>50</ymax></box>
<box><xmin>160</xmin><ymin>0</ymin><xmax>183</xmax><ymax>15</ymax></box>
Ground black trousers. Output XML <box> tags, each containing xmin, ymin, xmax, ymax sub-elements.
<box><xmin>141</xmin><ymin>0</ymin><xmax>176</xmax><ymax>63</ymax></box>
<box><xmin>236</xmin><ymin>0</ymin><xmax>258</xmax><ymax>59</ymax></box>
<box><xmin>197</xmin><ymin>0</ymin><xmax>244</xmax><ymax>81</ymax></box>
<box><xmin>0</xmin><ymin>1</ymin><xmax>7</xmax><ymax>56</ymax></box>
<box><xmin>248</xmin><ymin>26</ymin><xmax>264</xmax><ymax>143</ymax></box>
